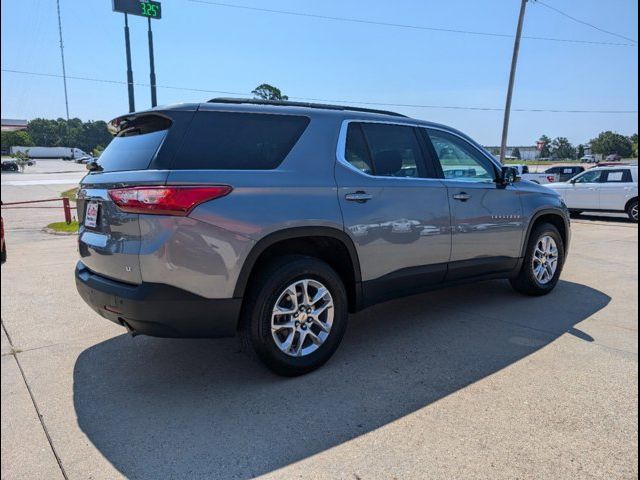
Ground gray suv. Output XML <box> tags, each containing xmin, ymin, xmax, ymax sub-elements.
<box><xmin>75</xmin><ymin>98</ymin><xmax>570</xmax><ymax>376</ymax></box>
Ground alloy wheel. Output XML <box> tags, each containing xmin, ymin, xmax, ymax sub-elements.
<box><xmin>532</xmin><ymin>235</ymin><xmax>559</xmax><ymax>285</ymax></box>
<box><xmin>271</xmin><ymin>279</ymin><xmax>334</xmax><ymax>357</ymax></box>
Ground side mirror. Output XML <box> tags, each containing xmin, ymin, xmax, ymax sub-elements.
<box><xmin>500</xmin><ymin>166</ymin><xmax>519</xmax><ymax>185</ymax></box>
<box><xmin>570</xmin><ymin>179</ymin><xmax>577</xmax><ymax>184</ymax></box>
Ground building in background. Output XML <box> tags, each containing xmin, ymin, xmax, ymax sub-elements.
<box><xmin>1</xmin><ymin>119</ymin><xmax>28</xmax><ymax>132</ymax></box>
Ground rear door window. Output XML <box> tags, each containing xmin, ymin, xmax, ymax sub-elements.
<box><xmin>603</xmin><ymin>169</ymin><xmax>633</xmax><ymax>183</ymax></box>
<box><xmin>175</xmin><ymin>111</ymin><xmax>309</xmax><ymax>170</ymax></box>
<box><xmin>343</xmin><ymin>122</ymin><xmax>428</xmax><ymax>178</ymax></box>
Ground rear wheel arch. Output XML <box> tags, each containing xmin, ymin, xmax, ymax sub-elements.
<box><xmin>234</xmin><ymin>227</ymin><xmax>362</xmax><ymax>311</ymax></box>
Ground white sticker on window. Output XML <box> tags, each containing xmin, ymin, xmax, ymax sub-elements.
<box><xmin>608</xmin><ymin>172</ymin><xmax>624</xmax><ymax>182</ymax></box>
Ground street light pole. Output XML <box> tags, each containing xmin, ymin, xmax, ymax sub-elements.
<box><xmin>499</xmin><ymin>0</ymin><xmax>528</xmax><ymax>164</ymax></box>
<box><xmin>147</xmin><ymin>17</ymin><xmax>158</xmax><ymax>108</ymax></box>
<box><xmin>124</xmin><ymin>13</ymin><xmax>136</xmax><ymax>113</ymax></box>
<box><xmin>55</xmin><ymin>0</ymin><xmax>70</xmax><ymax>121</ymax></box>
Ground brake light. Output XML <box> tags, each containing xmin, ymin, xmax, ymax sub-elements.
<box><xmin>108</xmin><ymin>185</ymin><xmax>232</xmax><ymax>216</ymax></box>
<box><xmin>547</xmin><ymin>176</ymin><xmax>556</xmax><ymax>183</ymax></box>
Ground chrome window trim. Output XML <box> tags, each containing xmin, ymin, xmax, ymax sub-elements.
<box><xmin>336</xmin><ymin>119</ymin><xmax>501</xmax><ymax>181</ymax></box>
<box><xmin>336</xmin><ymin>119</ymin><xmax>439</xmax><ymax>182</ymax></box>
<box><xmin>424</xmin><ymin>125</ymin><xmax>502</xmax><ymax>176</ymax></box>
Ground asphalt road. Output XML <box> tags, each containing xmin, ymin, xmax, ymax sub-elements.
<box><xmin>1</xmin><ymin>175</ymin><xmax>638</xmax><ymax>479</ymax></box>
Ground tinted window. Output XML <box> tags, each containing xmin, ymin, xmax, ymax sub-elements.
<box><xmin>360</xmin><ymin>123</ymin><xmax>423</xmax><ymax>178</ymax></box>
<box><xmin>98</xmin><ymin>115</ymin><xmax>170</xmax><ymax>172</ymax></box>
<box><xmin>427</xmin><ymin>129</ymin><xmax>495</xmax><ymax>183</ymax></box>
<box><xmin>603</xmin><ymin>169</ymin><xmax>633</xmax><ymax>183</ymax></box>
<box><xmin>345</xmin><ymin>123</ymin><xmax>374</xmax><ymax>174</ymax></box>
<box><xmin>176</xmin><ymin>112</ymin><xmax>309</xmax><ymax>170</ymax></box>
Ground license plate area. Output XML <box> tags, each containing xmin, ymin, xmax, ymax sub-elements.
<box><xmin>85</xmin><ymin>202</ymin><xmax>99</xmax><ymax>228</ymax></box>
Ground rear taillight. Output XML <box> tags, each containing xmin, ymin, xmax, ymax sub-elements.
<box><xmin>108</xmin><ymin>185</ymin><xmax>232</xmax><ymax>216</ymax></box>
<box><xmin>547</xmin><ymin>176</ymin><xmax>556</xmax><ymax>183</ymax></box>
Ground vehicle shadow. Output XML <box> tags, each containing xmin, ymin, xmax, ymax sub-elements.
<box><xmin>73</xmin><ymin>280</ymin><xmax>610</xmax><ymax>479</ymax></box>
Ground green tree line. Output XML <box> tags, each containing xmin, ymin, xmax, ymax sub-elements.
<box><xmin>1</xmin><ymin>118</ymin><xmax>112</xmax><ymax>155</ymax></box>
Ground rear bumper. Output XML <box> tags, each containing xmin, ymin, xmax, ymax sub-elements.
<box><xmin>75</xmin><ymin>261</ymin><xmax>241</xmax><ymax>338</ymax></box>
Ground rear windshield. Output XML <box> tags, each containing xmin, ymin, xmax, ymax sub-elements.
<box><xmin>174</xmin><ymin>111</ymin><xmax>310</xmax><ymax>170</ymax></box>
<box><xmin>98</xmin><ymin>115</ymin><xmax>171</xmax><ymax>172</ymax></box>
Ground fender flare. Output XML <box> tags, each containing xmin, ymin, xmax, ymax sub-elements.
<box><xmin>521</xmin><ymin>208</ymin><xmax>571</xmax><ymax>258</ymax></box>
<box><xmin>233</xmin><ymin>226</ymin><xmax>362</xmax><ymax>298</ymax></box>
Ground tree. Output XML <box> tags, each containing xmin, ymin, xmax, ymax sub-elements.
<box><xmin>1</xmin><ymin>130</ymin><xmax>34</xmax><ymax>151</ymax></box>
<box><xmin>630</xmin><ymin>133</ymin><xmax>638</xmax><ymax>158</ymax></box>
<box><xmin>576</xmin><ymin>144</ymin><xmax>585</xmax><ymax>159</ymax></box>
<box><xmin>550</xmin><ymin>137</ymin><xmax>575</xmax><ymax>160</ymax></box>
<box><xmin>590</xmin><ymin>131</ymin><xmax>633</xmax><ymax>158</ymax></box>
<box><xmin>251</xmin><ymin>83</ymin><xmax>289</xmax><ymax>101</ymax></box>
<box><xmin>25</xmin><ymin>118</ymin><xmax>112</xmax><ymax>153</ymax></box>
<box><xmin>9</xmin><ymin>150</ymin><xmax>30</xmax><ymax>173</ymax></box>
<box><xmin>537</xmin><ymin>135</ymin><xmax>552</xmax><ymax>158</ymax></box>
<box><xmin>512</xmin><ymin>147</ymin><xmax>522</xmax><ymax>160</ymax></box>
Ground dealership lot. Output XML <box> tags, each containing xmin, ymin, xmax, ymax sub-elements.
<box><xmin>1</xmin><ymin>177</ymin><xmax>638</xmax><ymax>479</ymax></box>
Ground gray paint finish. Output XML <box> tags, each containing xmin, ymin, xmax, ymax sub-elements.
<box><xmin>77</xmin><ymin>101</ymin><xmax>570</xmax><ymax>306</ymax></box>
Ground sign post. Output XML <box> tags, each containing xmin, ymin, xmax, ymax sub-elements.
<box><xmin>112</xmin><ymin>0</ymin><xmax>162</xmax><ymax>110</ymax></box>
<box><xmin>123</xmin><ymin>13</ymin><xmax>135</xmax><ymax>112</ymax></box>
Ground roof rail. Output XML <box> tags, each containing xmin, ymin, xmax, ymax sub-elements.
<box><xmin>206</xmin><ymin>97</ymin><xmax>407</xmax><ymax>118</ymax></box>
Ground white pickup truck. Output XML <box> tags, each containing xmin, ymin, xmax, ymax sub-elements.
<box><xmin>546</xmin><ymin>165</ymin><xmax>638</xmax><ymax>223</ymax></box>
<box><xmin>509</xmin><ymin>164</ymin><xmax>559</xmax><ymax>184</ymax></box>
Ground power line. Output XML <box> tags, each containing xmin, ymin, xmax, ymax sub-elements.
<box><xmin>536</xmin><ymin>0</ymin><xmax>637</xmax><ymax>45</ymax></box>
<box><xmin>188</xmin><ymin>0</ymin><xmax>636</xmax><ymax>47</ymax></box>
<box><xmin>3</xmin><ymin>68</ymin><xmax>637</xmax><ymax>114</ymax></box>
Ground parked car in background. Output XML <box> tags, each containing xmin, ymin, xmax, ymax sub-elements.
<box><xmin>605</xmin><ymin>154</ymin><xmax>622</xmax><ymax>162</ymax></box>
<box><xmin>1</xmin><ymin>160</ymin><xmax>19</xmax><ymax>172</ymax></box>
<box><xmin>509</xmin><ymin>164</ymin><xmax>559</xmax><ymax>184</ymax></box>
<box><xmin>546</xmin><ymin>166</ymin><xmax>638</xmax><ymax>222</ymax></box>
<box><xmin>545</xmin><ymin>165</ymin><xmax>585</xmax><ymax>182</ymax></box>
<box><xmin>75</xmin><ymin>98</ymin><xmax>571</xmax><ymax>376</ymax></box>
<box><xmin>581</xmin><ymin>154</ymin><xmax>597</xmax><ymax>163</ymax></box>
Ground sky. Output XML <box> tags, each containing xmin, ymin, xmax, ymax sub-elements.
<box><xmin>1</xmin><ymin>0</ymin><xmax>638</xmax><ymax>146</ymax></box>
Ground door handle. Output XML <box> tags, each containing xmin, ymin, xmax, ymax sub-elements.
<box><xmin>452</xmin><ymin>192</ymin><xmax>472</xmax><ymax>202</ymax></box>
<box><xmin>345</xmin><ymin>191</ymin><xmax>372</xmax><ymax>203</ymax></box>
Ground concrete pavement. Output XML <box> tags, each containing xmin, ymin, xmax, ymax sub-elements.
<box><xmin>0</xmin><ymin>177</ymin><xmax>637</xmax><ymax>479</ymax></box>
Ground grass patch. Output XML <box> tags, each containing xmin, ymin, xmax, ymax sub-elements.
<box><xmin>46</xmin><ymin>221</ymin><xmax>79</xmax><ymax>233</ymax></box>
<box><xmin>61</xmin><ymin>187</ymin><xmax>79</xmax><ymax>202</ymax></box>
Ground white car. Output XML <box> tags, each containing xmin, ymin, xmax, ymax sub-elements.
<box><xmin>508</xmin><ymin>164</ymin><xmax>560</xmax><ymax>184</ymax></box>
<box><xmin>546</xmin><ymin>166</ymin><xmax>638</xmax><ymax>222</ymax></box>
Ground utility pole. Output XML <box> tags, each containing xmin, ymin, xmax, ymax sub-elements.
<box><xmin>499</xmin><ymin>0</ymin><xmax>528</xmax><ymax>164</ymax></box>
<box><xmin>147</xmin><ymin>17</ymin><xmax>157</xmax><ymax>107</ymax></box>
<box><xmin>55</xmin><ymin>0</ymin><xmax>70</xmax><ymax>120</ymax></box>
<box><xmin>124</xmin><ymin>13</ymin><xmax>136</xmax><ymax>113</ymax></box>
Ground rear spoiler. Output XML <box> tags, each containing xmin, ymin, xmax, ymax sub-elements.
<box><xmin>107</xmin><ymin>112</ymin><xmax>173</xmax><ymax>136</ymax></box>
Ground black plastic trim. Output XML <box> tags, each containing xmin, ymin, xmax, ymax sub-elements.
<box><xmin>233</xmin><ymin>227</ymin><xmax>363</xmax><ymax>299</ymax></box>
<box><xmin>522</xmin><ymin>208</ymin><xmax>571</xmax><ymax>258</ymax></box>
<box><xmin>360</xmin><ymin>257</ymin><xmax>522</xmax><ymax>311</ymax></box>
<box><xmin>75</xmin><ymin>262</ymin><xmax>241</xmax><ymax>338</ymax></box>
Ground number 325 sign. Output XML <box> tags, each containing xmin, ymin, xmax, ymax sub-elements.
<box><xmin>112</xmin><ymin>0</ymin><xmax>162</xmax><ymax>20</ymax></box>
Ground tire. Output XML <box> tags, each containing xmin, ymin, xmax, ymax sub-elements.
<box><xmin>239</xmin><ymin>255</ymin><xmax>348</xmax><ymax>376</ymax></box>
<box><xmin>510</xmin><ymin>223</ymin><xmax>565</xmax><ymax>296</ymax></box>
<box><xmin>627</xmin><ymin>199</ymin><xmax>638</xmax><ymax>223</ymax></box>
